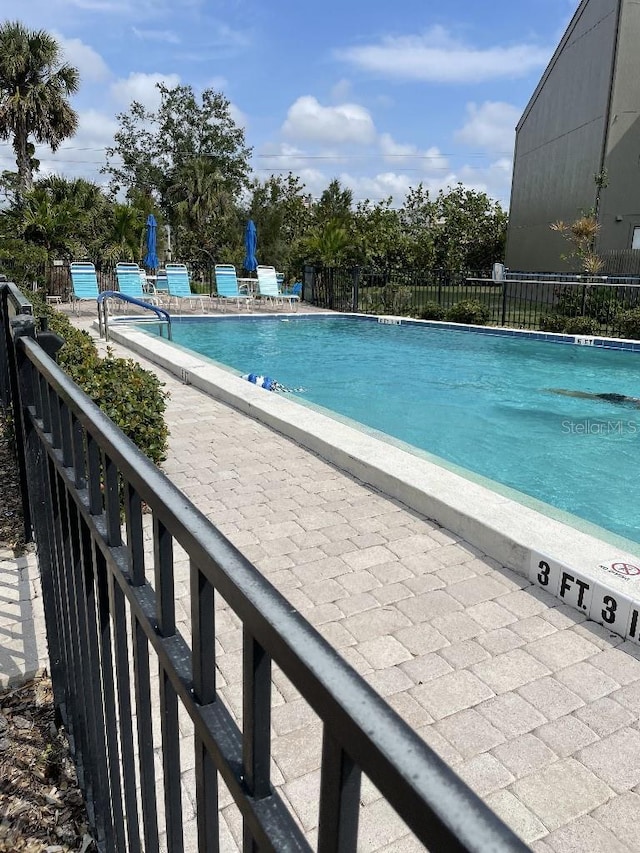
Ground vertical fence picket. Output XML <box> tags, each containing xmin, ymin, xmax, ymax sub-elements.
<box><xmin>125</xmin><ymin>483</ymin><xmax>145</xmax><ymax>585</ymax></box>
<box><xmin>93</xmin><ymin>543</ymin><xmax>133</xmax><ymax>853</ymax></box>
<box><xmin>76</xmin><ymin>517</ymin><xmax>119</xmax><ymax>849</ymax></box>
<box><xmin>104</xmin><ymin>453</ymin><xmax>121</xmax><ymax>547</ymax></box>
<box><xmin>242</xmin><ymin>630</ymin><xmax>272</xmax><ymax>852</ymax></box>
<box><xmin>153</xmin><ymin>517</ymin><xmax>183</xmax><ymax>851</ymax></box>
<box><xmin>317</xmin><ymin>732</ymin><xmax>361</xmax><ymax>853</ymax></box>
<box><xmin>108</xmin><ymin>557</ymin><xmax>145</xmax><ymax>853</ymax></box>
<box><xmin>86</xmin><ymin>434</ymin><xmax>102</xmax><ymax>515</ymax></box>
<box><xmin>191</xmin><ymin>563</ymin><xmax>219</xmax><ymax>852</ymax></box>
<box><xmin>160</xmin><ymin>671</ymin><xmax>183</xmax><ymax>851</ymax></box>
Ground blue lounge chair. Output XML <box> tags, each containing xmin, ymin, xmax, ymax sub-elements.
<box><xmin>165</xmin><ymin>263</ymin><xmax>211</xmax><ymax>312</ymax></box>
<box><xmin>256</xmin><ymin>265</ymin><xmax>300</xmax><ymax>310</ymax></box>
<box><xmin>115</xmin><ymin>263</ymin><xmax>160</xmax><ymax>307</ymax></box>
<box><xmin>214</xmin><ymin>265</ymin><xmax>253</xmax><ymax>311</ymax></box>
<box><xmin>283</xmin><ymin>282</ymin><xmax>302</xmax><ymax>298</ymax></box>
<box><xmin>69</xmin><ymin>262</ymin><xmax>100</xmax><ymax>315</ymax></box>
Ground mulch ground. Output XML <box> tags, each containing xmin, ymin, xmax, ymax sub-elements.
<box><xmin>0</xmin><ymin>413</ymin><xmax>25</xmax><ymax>552</ymax></box>
<box><xmin>0</xmin><ymin>680</ymin><xmax>95</xmax><ymax>852</ymax></box>
<box><xmin>0</xmin><ymin>410</ymin><xmax>96</xmax><ymax>852</ymax></box>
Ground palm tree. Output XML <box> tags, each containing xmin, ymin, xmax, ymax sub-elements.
<box><xmin>101</xmin><ymin>204</ymin><xmax>145</xmax><ymax>264</ymax></box>
<box><xmin>304</xmin><ymin>219</ymin><xmax>353</xmax><ymax>266</ymax></box>
<box><xmin>4</xmin><ymin>184</ymin><xmax>86</xmax><ymax>286</ymax></box>
<box><xmin>167</xmin><ymin>157</ymin><xmax>232</xmax><ymax>231</ymax></box>
<box><xmin>0</xmin><ymin>22</ymin><xmax>79</xmax><ymax>195</ymax></box>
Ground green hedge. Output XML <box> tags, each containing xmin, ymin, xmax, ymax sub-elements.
<box><xmin>539</xmin><ymin>314</ymin><xmax>600</xmax><ymax>335</ymax></box>
<box><xmin>539</xmin><ymin>314</ymin><xmax>568</xmax><ymax>333</ymax></box>
<box><xmin>419</xmin><ymin>301</ymin><xmax>446</xmax><ymax>321</ymax></box>
<box><xmin>445</xmin><ymin>299</ymin><xmax>490</xmax><ymax>325</ymax></box>
<box><xmin>616</xmin><ymin>308</ymin><xmax>640</xmax><ymax>340</ymax></box>
<box><xmin>30</xmin><ymin>293</ymin><xmax>169</xmax><ymax>465</ymax></box>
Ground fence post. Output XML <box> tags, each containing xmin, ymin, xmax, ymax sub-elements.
<box><xmin>7</xmin><ymin>314</ymin><xmax>37</xmax><ymax>543</ymax></box>
<box><xmin>303</xmin><ymin>264</ymin><xmax>315</xmax><ymax>305</ymax></box>
<box><xmin>501</xmin><ymin>280</ymin><xmax>508</xmax><ymax>326</ymax></box>
<box><xmin>0</xmin><ymin>284</ymin><xmax>10</xmax><ymax>408</ymax></box>
<box><xmin>352</xmin><ymin>266</ymin><xmax>360</xmax><ymax>313</ymax></box>
<box><xmin>580</xmin><ymin>284</ymin><xmax>588</xmax><ymax>316</ymax></box>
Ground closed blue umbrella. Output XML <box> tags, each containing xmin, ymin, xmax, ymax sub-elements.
<box><xmin>143</xmin><ymin>213</ymin><xmax>159</xmax><ymax>270</ymax></box>
<box><xmin>243</xmin><ymin>219</ymin><xmax>258</xmax><ymax>272</ymax></box>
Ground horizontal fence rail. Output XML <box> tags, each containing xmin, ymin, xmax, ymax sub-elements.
<box><xmin>305</xmin><ymin>265</ymin><xmax>640</xmax><ymax>337</ymax></box>
<box><xmin>1</xmin><ymin>280</ymin><xmax>529</xmax><ymax>852</ymax></box>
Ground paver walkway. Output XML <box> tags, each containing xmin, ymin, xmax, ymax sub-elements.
<box><xmin>87</xmin><ymin>319</ymin><xmax>640</xmax><ymax>853</ymax></box>
<box><xmin>0</xmin><ymin>547</ymin><xmax>47</xmax><ymax>691</ymax></box>
<box><xmin>3</xmin><ymin>305</ymin><xmax>640</xmax><ymax>852</ymax></box>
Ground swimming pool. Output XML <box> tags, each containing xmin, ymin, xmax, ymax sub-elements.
<box><xmin>142</xmin><ymin>315</ymin><xmax>640</xmax><ymax>545</ymax></box>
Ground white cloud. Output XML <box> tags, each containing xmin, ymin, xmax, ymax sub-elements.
<box><xmin>340</xmin><ymin>171</ymin><xmax>415</xmax><ymax>203</ymax></box>
<box><xmin>109</xmin><ymin>72</ymin><xmax>181</xmax><ymax>109</ymax></box>
<box><xmin>229</xmin><ymin>102</ymin><xmax>248</xmax><ymax>130</ymax></box>
<box><xmin>336</xmin><ymin>159</ymin><xmax>511</xmax><ymax>206</ymax></box>
<box><xmin>330</xmin><ymin>78</ymin><xmax>352</xmax><ymax>102</ymax></box>
<box><xmin>454</xmin><ymin>101</ymin><xmax>520</xmax><ymax>153</ymax></box>
<box><xmin>32</xmin><ymin>108</ymin><xmax>119</xmax><ymax>183</ymax></box>
<box><xmin>56</xmin><ymin>34</ymin><xmax>110</xmax><ymax>82</ymax></box>
<box><xmin>255</xmin><ymin>142</ymin><xmax>312</xmax><ymax>172</ymax></box>
<box><xmin>207</xmin><ymin>75</ymin><xmax>229</xmax><ymax>92</ymax></box>
<box><xmin>456</xmin><ymin>158</ymin><xmax>513</xmax><ymax>206</ymax></box>
<box><xmin>282</xmin><ymin>96</ymin><xmax>376</xmax><ymax>145</ymax></box>
<box><xmin>379</xmin><ymin>133</ymin><xmax>449</xmax><ymax>171</ymax></box>
<box><xmin>67</xmin><ymin>0</ymin><xmax>125</xmax><ymax>9</ymax></box>
<box><xmin>132</xmin><ymin>28</ymin><xmax>181</xmax><ymax>44</ymax></box>
<box><xmin>338</xmin><ymin>25</ymin><xmax>551</xmax><ymax>83</ymax></box>
<box><xmin>253</xmin><ymin>142</ymin><xmax>348</xmax><ymax>182</ymax></box>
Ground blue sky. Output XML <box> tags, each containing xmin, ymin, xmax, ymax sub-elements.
<box><xmin>2</xmin><ymin>0</ymin><xmax>579</xmax><ymax>208</ymax></box>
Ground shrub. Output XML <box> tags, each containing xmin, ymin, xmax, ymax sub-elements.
<box><xmin>445</xmin><ymin>299</ymin><xmax>490</xmax><ymax>325</ymax></box>
<box><xmin>539</xmin><ymin>314</ymin><xmax>568</xmax><ymax>332</ymax></box>
<box><xmin>555</xmin><ymin>285</ymin><xmax>621</xmax><ymax>323</ymax></box>
<box><xmin>419</xmin><ymin>301</ymin><xmax>446</xmax><ymax>321</ymax></box>
<box><xmin>563</xmin><ymin>316</ymin><xmax>599</xmax><ymax>335</ymax></box>
<box><xmin>29</xmin><ymin>293</ymin><xmax>169</xmax><ymax>465</ymax></box>
<box><xmin>616</xmin><ymin>308</ymin><xmax>640</xmax><ymax>340</ymax></box>
<box><xmin>80</xmin><ymin>352</ymin><xmax>169</xmax><ymax>465</ymax></box>
<box><xmin>360</xmin><ymin>284</ymin><xmax>413</xmax><ymax>316</ymax></box>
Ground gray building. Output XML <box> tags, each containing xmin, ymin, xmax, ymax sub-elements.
<box><xmin>505</xmin><ymin>0</ymin><xmax>640</xmax><ymax>272</ymax></box>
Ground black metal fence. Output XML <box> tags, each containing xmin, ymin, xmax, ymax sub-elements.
<box><xmin>304</xmin><ymin>265</ymin><xmax>640</xmax><ymax>337</ymax></box>
<box><xmin>0</xmin><ymin>280</ymin><xmax>529</xmax><ymax>851</ymax></box>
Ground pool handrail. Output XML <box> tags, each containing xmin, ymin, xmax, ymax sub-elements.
<box><xmin>97</xmin><ymin>290</ymin><xmax>172</xmax><ymax>340</ymax></box>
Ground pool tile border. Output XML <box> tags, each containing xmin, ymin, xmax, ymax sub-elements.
<box><xmin>365</xmin><ymin>315</ymin><xmax>640</xmax><ymax>351</ymax></box>
<box><xmin>107</xmin><ymin>320</ymin><xmax>640</xmax><ymax>646</ymax></box>
<box><xmin>159</xmin><ymin>311</ymin><xmax>640</xmax><ymax>353</ymax></box>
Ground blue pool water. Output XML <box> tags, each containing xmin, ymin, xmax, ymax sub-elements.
<box><xmin>150</xmin><ymin>316</ymin><xmax>640</xmax><ymax>545</ymax></box>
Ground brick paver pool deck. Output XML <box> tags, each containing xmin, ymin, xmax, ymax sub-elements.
<box><xmin>3</xmin><ymin>304</ymin><xmax>640</xmax><ymax>851</ymax></box>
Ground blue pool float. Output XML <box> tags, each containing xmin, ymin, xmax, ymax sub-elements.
<box><xmin>242</xmin><ymin>373</ymin><xmax>306</xmax><ymax>393</ymax></box>
<box><xmin>243</xmin><ymin>373</ymin><xmax>277</xmax><ymax>390</ymax></box>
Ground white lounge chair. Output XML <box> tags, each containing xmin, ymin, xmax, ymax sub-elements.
<box><xmin>256</xmin><ymin>266</ymin><xmax>300</xmax><ymax>310</ymax></box>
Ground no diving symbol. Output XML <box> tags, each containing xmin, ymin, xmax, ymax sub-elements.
<box><xmin>610</xmin><ymin>562</ymin><xmax>640</xmax><ymax>577</ymax></box>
